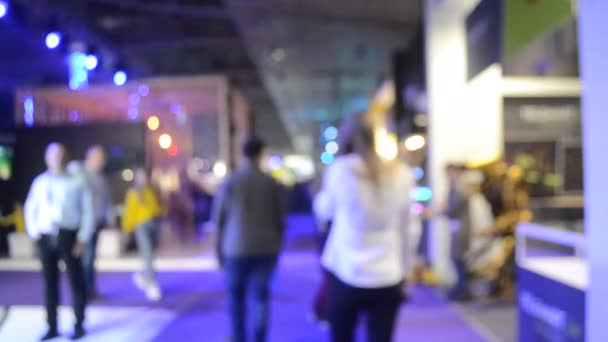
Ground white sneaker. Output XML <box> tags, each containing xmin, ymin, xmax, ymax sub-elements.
<box><xmin>146</xmin><ymin>284</ymin><xmax>162</xmax><ymax>302</ymax></box>
<box><xmin>132</xmin><ymin>272</ymin><xmax>146</xmax><ymax>291</ymax></box>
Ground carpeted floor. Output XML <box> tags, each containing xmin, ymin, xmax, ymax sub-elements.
<box><xmin>0</xmin><ymin>215</ymin><xmax>499</xmax><ymax>341</ymax></box>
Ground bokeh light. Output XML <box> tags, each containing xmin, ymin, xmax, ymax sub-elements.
<box><xmin>268</xmin><ymin>155</ymin><xmax>284</xmax><ymax>170</ymax></box>
<box><xmin>168</xmin><ymin>145</ymin><xmax>179</xmax><ymax>157</ymax></box>
<box><xmin>325</xmin><ymin>141</ymin><xmax>339</xmax><ymax>155</ymax></box>
<box><xmin>138</xmin><ymin>84</ymin><xmax>150</xmax><ymax>97</ymax></box>
<box><xmin>113</xmin><ymin>70</ymin><xmax>127</xmax><ymax>86</ymax></box>
<box><xmin>158</xmin><ymin>134</ymin><xmax>172</xmax><ymax>149</ymax></box>
<box><xmin>404</xmin><ymin>134</ymin><xmax>426</xmax><ymax>151</ymax></box>
<box><xmin>121</xmin><ymin>169</ymin><xmax>134</xmax><ymax>182</ymax></box>
<box><xmin>323</xmin><ymin>126</ymin><xmax>338</xmax><ymax>141</ymax></box>
<box><xmin>0</xmin><ymin>1</ymin><xmax>9</xmax><ymax>19</ymax></box>
<box><xmin>321</xmin><ymin>151</ymin><xmax>334</xmax><ymax>165</ymax></box>
<box><xmin>147</xmin><ymin>116</ymin><xmax>160</xmax><ymax>131</ymax></box>
<box><xmin>213</xmin><ymin>161</ymin><xmax>228</xmax><ymax>178</ymax></box>
<box><xmin>374</xmin><ymin>128</ymin><xmax>398</xmax><ymax>161</ymax></box>
<box><xmin>45</xmin><ymin>31</ymin><xmax>61</xmax><ymax>49</ymax></box>
<box><xmin>85</xmin><ymin>54</ymin><xmax>99</xmax><ymax>71</ymax></box>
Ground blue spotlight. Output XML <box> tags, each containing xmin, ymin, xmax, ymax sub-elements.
<box><xmin>0</xmin><ymin>1</ymin><xmax>8</xmax><ymax>19</ymax></box>
<box><xmin>45</xmin><ymin>31</ymin><xmax>62</xmax><ymax>49</ymax></box>
<box><xmin>113</xmin><ymin>70</ymin><xmax>127</xmax><ymax>86</ymax></box>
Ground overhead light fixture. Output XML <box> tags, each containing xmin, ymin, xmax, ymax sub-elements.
<box><xmin>45</xmin><ymin>31</ymin><xmax>62</xmax><ymax>49</ymax></box>
<box><xmin>113</xmin><ymin>70</ymin><xmax>127</xmax><ymax>86</ymax></box>
<box><xmin>0</xmin><ymin>1</ymin><xmax>9</xmax><ymax>19</ymax></box>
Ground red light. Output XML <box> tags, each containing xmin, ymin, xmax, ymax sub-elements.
<box><xmin>168</xmin><ymin>145</ymin><xmax>178</xmax><ymax>156</ymax></box>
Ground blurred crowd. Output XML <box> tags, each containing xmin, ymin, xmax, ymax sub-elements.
<box><xmin>0</xmin><ymin>123</ymin><xmax>533</xmax><ymax>341</ymax></box>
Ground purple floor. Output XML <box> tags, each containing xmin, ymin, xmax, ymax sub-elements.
<box><xmin>0</xmin><ymin>216</ymin><xmax>488</xmax><ymax>341</ymax></box>
<box><xmin>0</xmin><ymin>264</ymin><xmax>487</xmax><ymax>341</ymax></box>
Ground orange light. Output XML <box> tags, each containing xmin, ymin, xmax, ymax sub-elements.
<box><xmin>147</xmin><ymin>116</ymin><xmax>160</xmax><ymax>131</ymax></box>
<box><xmin>168</xmin><ymin>145</ymin><xmax>178</xmax><ymax>156</ymax></box>
<box><xmin>159</xmin><ymin>134</ymin><xmax>172</xmax><ymax>149</ymax></box>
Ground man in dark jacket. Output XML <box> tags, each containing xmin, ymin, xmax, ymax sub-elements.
<box><xmin>213</xmin><ymin>137</ymin><xmax>286</xmax><ymax>342</ymax></box>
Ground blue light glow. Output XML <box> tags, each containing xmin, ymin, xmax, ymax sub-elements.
<box><xmin>0</xmin><ymin>1</ymin><xmax>8</xmax><ymax>19</ymax></box>
<box><xmin>321</xmin><ymin>152</ymin><xmax>334</xmax><ymax>165</ymax></box>
<box><xmin>129</xmin><ymin>93</ymin><xmax>140</xmax><ymax>105</ymax></box>
<box><xmin>85</xmin><ymin>54</ymin><xmax>99</xmax><ymax>70</ymax></box>
<box><xmin>324</xmin><ymin>126</ymin><xmax>338</xmax><ymax>141</ymax></box>
<box><xmin>45</xmin><ymin>31</ymin><xmax>62</xmax><ymax>49</ymax></box>
<box><xmin>68</xmin><ymin>52</ymin><xmax>88</xmax><ymax>90</ymax></box>
<box><xmin>128</xmin><ymin>106</ymin><xmax>139</xmax><ymax>120</ymax></box>
<box><xmin>113</xmin><ymin>70</ymin><xmax>127</xmax><ymax>86</ymax></box>
<box><xmin>410</xmin><ymin>186</ymin><xmax>433</xmax><ymax>202</ymax></box>
<box><xmin>170</xmin><ymin>103</ymin><xmax>183</xmax><ymax>115</ymax></box>
<box><xmin>23</xmin><ymin>96</ymin><xmax>34</xmax><ymax>127</ymax></box>
<box><xmin>413</xmin><ymin>167</ymin><xmax>425</xmax><ymax>181</ymax></box>
<box><xmin>69</xmin><ymin>110</ymin><xmax>79</xmax><ymax>122</ymax></box>
<box><xmin>138</xmin><ymin>84</ymin><xmax>150</xmax><ymax>97</ymax></box>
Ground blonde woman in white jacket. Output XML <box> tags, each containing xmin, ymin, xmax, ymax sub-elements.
<box><xmin>315</xmin><ymin>114</ymin><xmax>414</xmax><ymax>342</ymax></box>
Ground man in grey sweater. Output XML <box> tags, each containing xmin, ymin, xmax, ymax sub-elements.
<box><xmin>213</xmin><ymin>136</ymin><xmax>286</xmax><ymax>342</ymax></box>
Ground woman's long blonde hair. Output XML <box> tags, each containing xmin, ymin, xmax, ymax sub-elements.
<box><xmin>338</xmin><ymin>113</ymin><xmax>383</xmax><ymax>185</ymax></box>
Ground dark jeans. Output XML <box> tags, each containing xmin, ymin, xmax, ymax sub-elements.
<box><xmin>328</xmin><ymin>273</ymin><xmax>402</xmax><ymax>342</ymax></box>
<box><xmin>82</xmin><ymin>222</ymin><xmax>103</xmax><ymax>297</ymax></box>
<box><xmin>449</xmin><ymin>258</ymin><xmax>471</xmax><ymax>299</ymax></box>
<box><xmin>38</xmin><ymin>229</ymin><xmax>87</xmax><ymax>331</ymax></box>
<box><xmin>224</xmin><ymin>256</ymin><xmax>277</xmax><ymax>342</ymax></box>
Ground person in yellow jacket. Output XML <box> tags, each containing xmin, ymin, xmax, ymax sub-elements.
<box><xmin>122</xmin><ymin>167</ymin><xmax>163</xmax><ymax>301</ymax></box>
<box><xmin>0</xmin><ymin>202</ymin><xmax>25</xmax><ymax>233</ymax></box>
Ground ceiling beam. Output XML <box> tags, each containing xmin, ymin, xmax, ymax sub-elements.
<box><xmin>89</xmin><ymin>0</ymin><xmax>229</xmax><ymax>20</ymax></box>
<box><xmin>118</xmin><ymin>37</ymin><xmax>242</xmax><ymax>51</ymax></box>
<box><xmin>90</xmin><ymin>0</ymin><xmax>415</xmax><ymax>31</ymax></box>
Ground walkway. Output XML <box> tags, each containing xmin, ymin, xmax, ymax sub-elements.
<box><xmin>0</xmin><ymin>216</ymin><xmax>495</xmax><ymax>341</ymax></box>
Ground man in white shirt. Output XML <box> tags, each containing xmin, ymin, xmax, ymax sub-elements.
<box><xmin>25</xmin><ymin>143</ymin><xmax>95</xmax><ymax>341</ymax></box>
<box><xmin>82</xmin><ymin>145</ymin><xmax>112</xmax><ymax>299</ymax></box>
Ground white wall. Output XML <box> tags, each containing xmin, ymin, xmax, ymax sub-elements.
<box><xmin>579</xmin><ymin>0</ymin><xmax>608</xmax><ymax>340</ymax></box>
<box><xmin>424</xmin><ymin>0</ymin><xmax>503</xmax><ymax>283</ymax></box>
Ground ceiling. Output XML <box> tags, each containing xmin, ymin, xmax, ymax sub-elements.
<box><xmin>0</xmin><ymin>0</ymin><xmax>422</xmax><ymax>153</ymax></box>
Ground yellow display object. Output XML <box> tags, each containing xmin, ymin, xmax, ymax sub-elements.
<box><xmin>0</xmin><ymin>204</ymin><xmax>25</xmax><ymax>233</ymax></box>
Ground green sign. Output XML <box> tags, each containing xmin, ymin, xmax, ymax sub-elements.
<box><xmin>504</xmin><ymin>0</ymin><xmax>574</xmax><ymax>58</ymax></box>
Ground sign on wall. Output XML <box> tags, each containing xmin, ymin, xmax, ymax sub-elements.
<box><xmin>466</xmin><ymin>0</ymin><xmax>502</xmax><ymax>80</ymax></box>
<box><xmin>504</xmin><ymin>0</ymin><xmax>575</xmax><ymax>59</ymax></box>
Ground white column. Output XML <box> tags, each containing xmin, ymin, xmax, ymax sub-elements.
<box><xmin>579</xmin><ymin>1</ymin><xmax>608</xmax><ymax>340</ymax></box>
<box><xmin>424</xmin><ymin>0</ymin><xmax>503</xmax><ymax>283</ymax></box>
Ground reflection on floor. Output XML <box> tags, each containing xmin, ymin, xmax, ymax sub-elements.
<box><xmin>0</xmin><ymin>216</ymin><xmax>513</xmax><ymax>341</ymax></box>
